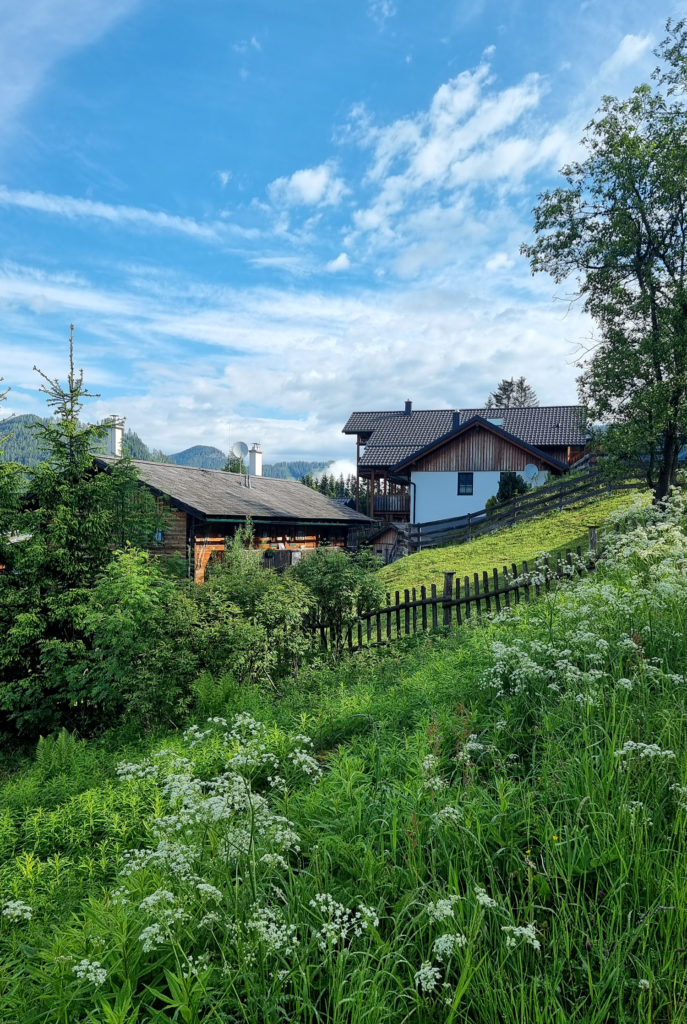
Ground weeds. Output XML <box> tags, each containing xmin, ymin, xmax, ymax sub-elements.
<box><xmin>0</xmin><ymin>494</ymin><xmax>685</xmax><ymax>1022</ymax></box>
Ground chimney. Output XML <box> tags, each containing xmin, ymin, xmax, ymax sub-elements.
<box><xmin>452</xmin><ymin>410</ymin><xmax>461</xmax><ymax>431</ymax></box>
<box><xmin>104</xmin><ymin>415</ymin><xmax>125</xmax><ymax>458</ymax></box>
<box><xmin>249</xmin><ymin>442</ymin><xmax>263</xmax><ymax>477</ymax></box>
<box><xmin>404</xmin><ymin>399</ymin><xmax>412</xmax><ymax>415</ymax></box>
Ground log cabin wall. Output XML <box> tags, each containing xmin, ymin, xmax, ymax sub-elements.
<box><xmin>412</xmin><ymin>427</ymin><xmax>549</xmax><ymax>473</ymax></box>
<box><xmin>157</xmin><ymin>505</ymin><xmax>188</xmax><ymax>557</ymax></box>
<box><xmin>192</xmin><ymin>522</ymin><xmax>347</xmax><ymax>583</ymax></box>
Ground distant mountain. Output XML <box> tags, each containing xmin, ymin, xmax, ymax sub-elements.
<box><xmin>167</xmin><ymin>445</ymin><xmax>227</xmax><ymax>470</ymax></box>
<box><xmin>0</xmin><ymin>416</ymin><xmax>169</xmax><ymax>466</ymax></box>
<box><xmin>1</xmin><ymin>418</ymin><xmax>333</xmax><ymax>479</ymax></box>
<box><xmin>0</xmin><ymin>414</ymin><xmax>51</xmax><ymax>465</ymax></box>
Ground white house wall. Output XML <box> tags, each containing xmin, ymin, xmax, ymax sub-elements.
<box><xmin>413</xmin><ymin>471</ymin><xmax>501</xmax><ymax>522</ymax></box>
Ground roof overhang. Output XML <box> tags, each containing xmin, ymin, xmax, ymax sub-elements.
<box><xmin>390</xmin><ymin>415</ymin><xmax>570</xmax><ymax>474</ymax></box>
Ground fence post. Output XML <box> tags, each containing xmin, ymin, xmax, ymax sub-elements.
<box><xmin>443</xmin><ymin>572</ymin><xmax>454</xmax><ymax>627</ymax></box>
<box><xmin>588</xmin><ymin>525</ymin><xmax>598</xmax><ymax>558</ymax></box>
<box><xmin>467</xmin><ymin>513</ymin><xmax>472</xmax><ymax>541</ymax></box>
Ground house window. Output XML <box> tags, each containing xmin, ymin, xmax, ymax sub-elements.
<box><xmin>457</xmin><ymin>472</ymin><xmax>473</xmax><ymax>495</ymax></box>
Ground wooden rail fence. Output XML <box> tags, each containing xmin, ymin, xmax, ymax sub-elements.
<box><xmin>407</xmin><ymin>471</ymin><xmax>643</xmax><ymax>550</ymax></box>
<box><xmin>317</xmin><ymin>541</ymin><xmax>597</xmax><ymax>652</ymax></box>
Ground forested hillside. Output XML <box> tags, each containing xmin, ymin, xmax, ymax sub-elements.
<box><xmin>0</xmin><ymin>419</ymin><xmax>330</xmax><ymax>477</ymax></box>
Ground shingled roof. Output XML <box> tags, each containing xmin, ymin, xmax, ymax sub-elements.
<box><xmin>95</xmin><ymin>458</ymin><xmax>371</xmax><ymax>523</ymax></box>
<box><xmin>345</xmin><ymin>405</ymin><xmax>587</xmax><ymax>470</ymax></box>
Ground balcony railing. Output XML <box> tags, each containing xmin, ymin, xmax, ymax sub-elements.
<box><xmin>373</xmin><ymin>495</ymin><xmax>410</xmax><ymax>514</ymax></box>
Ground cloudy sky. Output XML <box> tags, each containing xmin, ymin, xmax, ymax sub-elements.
<box><xmin>0</xmin><ymin>0</ymin><xmax>677</xmax><ymax>460</ymax></box>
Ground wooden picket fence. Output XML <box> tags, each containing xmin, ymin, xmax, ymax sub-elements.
<box><xmin>318</xmin><ymin>533</ymin><xmax>601</xmax><ymax>653</ymax></box>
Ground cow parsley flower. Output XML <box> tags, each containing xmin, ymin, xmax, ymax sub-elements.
<box><xmin>2</xmin><ymin>899</ymin><xmax>32</xmax><ymax>922</ymax></box>
<box><xmin>414</xmin><ymin>961</ymin><xmax>442</xmax><ymax>993</ymax></box>
<box><xmin>502</xmin><ymin>923</ymin><xmax>541</xmax><ymax>950</ymax></box>
<box><xmin>72</xmin><ymin>959</ymin><xmax>107</xmax><ymax>986</ymax></box>
<box><xmin>433</xmin><ymin>932</ymin><xmax>468</xmax><ymax>961</ymax></box>
<box><xmin>427</xmin><ymin>897</ymin><xmax>460</xmax><ymax>922</ymax></box>
<box><xmin>474</xmin><ymin>885</ymin><xmax>498</xmax><ymax>909</ymax></box>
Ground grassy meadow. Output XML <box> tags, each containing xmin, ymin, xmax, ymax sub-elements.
<box><xmin>1</xmin><ymin>494</ymin><xmax>686</xmax><ymax>1023</ymax></box>
<box><xmin>379</xmin><ymin>489</ymin><xmax>650</xmax><ymax>594</ymax></box>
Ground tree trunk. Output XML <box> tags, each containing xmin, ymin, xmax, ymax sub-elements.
<box><xmin>654</xmin><ymin>421</ymin><xmax>680</xmax><ymax>500</ymax></box>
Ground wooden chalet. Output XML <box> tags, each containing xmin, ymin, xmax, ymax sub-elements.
<box><xmin>95</xmin><ymin>457</ymin><xmax>371</xmax><ymax>582</ymax></box>
<box><xmin>343</xmin><ymin>401</ymin><xmax>588</xmax><ymax>522</ymax></box>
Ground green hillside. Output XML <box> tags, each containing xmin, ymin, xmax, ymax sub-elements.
<box><xmin>0</xmin><ymin>496</ymin><xmax>685</xmax><ymax>1022</ymax></box>
<box><xmin>167</xmin><ymin>444</ymin><xmax>227</xmax><ymax>469</ymax></box>
<box><xmin>379</xmin><ymin>488</ymin><xmax>651</xmax><ymax>593</ymax></box>
<box><xmin>0</xmin><ymin>416</ymin><xmax>168</xmax><ymax>465</ymax></box>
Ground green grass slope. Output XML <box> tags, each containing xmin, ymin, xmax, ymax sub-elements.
<box><xmin>379</xmin><ymin>488</ymin><xmax>650</xmax><ymax>594</ymax></box>
<box><xmin>0</xmin><ymin>496</ymin><xmax>685</xmax><ymax>1022</ymax></box>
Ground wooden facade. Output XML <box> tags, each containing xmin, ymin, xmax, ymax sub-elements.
<box><xmin>95</xmin><ymin>457</ymin><xmax>370</xmax><ymax>584</ymax></box>
<box><xmin>411</xmin><ymin>426</ymin><xmax>553</xmax><ymax>474</ymax></box>
<box><xmin>153</xmin><ymin>505</ymin><xmax>347</xmax><ymax>583</ymax></box>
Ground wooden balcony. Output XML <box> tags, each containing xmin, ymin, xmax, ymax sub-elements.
<box><xmin>373</xmin><ymin>494</ymin><xmax>410</xmax><ymax>515</ymax></box>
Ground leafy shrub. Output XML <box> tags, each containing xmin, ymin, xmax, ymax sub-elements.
<box><xmin>292</xmin><ymin>547</ymin><xmax>383</xmax><ymax>650</ymax></box>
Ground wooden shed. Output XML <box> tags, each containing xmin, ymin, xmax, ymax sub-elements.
<box><xmin>95</xmin><ymin>458</ymin><xmax>372</xmax><ymax>582</ymax></box>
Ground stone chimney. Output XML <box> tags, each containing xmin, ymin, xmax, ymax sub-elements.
<box><xmin>249</xmin><ymin>442</ymin><xmax>263</xmax><ymax>477</ymax></box>
<box><xmin>404</xmin><ymin>399</ymin><xmax>412</xmax><ymax>415</ymax></box>
<box><xmin>452</xmin><ymin>410</ymin><xmax>461</xmax><ymax>431</ymax></box>
<box><xmin>104</xmin><ymin>415</ymin><xmax>125</xmax><ymax>458</ymax></box>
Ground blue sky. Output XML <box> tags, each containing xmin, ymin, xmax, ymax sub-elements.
<box><xmin>0</xmin><ymin>0</ymin><xmax>679</xmax><ymax>463</ymax></box>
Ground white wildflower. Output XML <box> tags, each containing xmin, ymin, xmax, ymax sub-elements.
<box><xmin>247</xmin><ymin>905</ymin><xmax>298</xmax><ymax>954</ymax></box>
<box><xmin>414</xmin><ymin>961</ymin><xmax>442</xmax><ymax>993</ymax></box>
<box><xmin>474</xmin><ymin>885</ymin><xmax>498</xmax><ymax>909</ymax></box>
<box><xmin>433</xmin><ymin>932</ymin><xmax>468</xmax><ymax>961</ymax></box>
<box><xmin>427</xmin><ymin>897</ymin><xmax>460</xmax><ymax>922</ymax></box>
<box><xmin>502</xmin><ymin>923</ymin><xmax>541</xmax><ymax>951</ymax></box>
<box><xmin>638</xmin><ymin>978</ymin><xmax>650</xmax><ymax>990</ymax></box>
<box><xmin>72</xmin><ymin>959</ymin><xmax>107</xmax><ymax>986</ymax></box>
<box><xmin>260</xmin><ymin>853</ymin><xmax>289</xmax><ymax>870</ymax></box>
<box><xmin>2</xmin><ymin>899</ymin><xmax>32</xmax><ymax>922</ymax></box>
<box><xmin>432</xmin><ymin>805</ymin><xmax>462</xmax><ymax>827</ymax></box>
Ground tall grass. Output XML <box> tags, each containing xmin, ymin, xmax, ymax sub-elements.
<box><xmin>0</xmin><ymin>493</ymin><xmax>685</xmax><ymax>1023</ymax></box>
<box><xmin>378</xmin><ymin>489</ymin><xmax>650</xmax><ymax>594</ymax></box>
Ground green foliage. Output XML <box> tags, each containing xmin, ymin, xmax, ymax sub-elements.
<box><xmin>1</xmin><ymin>497</ymin><xmax>686</xmax><ymax>1022</ymax></box>
<box><xmin>293</xmin><ymin>546</ymin><xmax>383</xmax><ymax>649</ymax></box>
<box><xmin>73</xmin><ymin>548</ymin><xmax>198</xmax><ymax>727</ymax></box>
<box><xmin>0</xmin><ymin>335</ymin><xmax>164</xmax><ymax>738</ymax></box>
<box><xmin>522</xmin><ymin>21</ymin><xmax>687</xmax><ymax>499</ymax></box>
<box><xmin>485</xmin><ymin>376</ymin><xmax>539</xmax><ymax>408</ymax></box>
<box><xmin>495</xmin><ymin>471</ymin><xmax>530</xmax><ymax>503</ymax></box>
<box><xmin>195</xmin><ymin>523</ymin><xmax>313</xmax><ymax>683</ymax></box>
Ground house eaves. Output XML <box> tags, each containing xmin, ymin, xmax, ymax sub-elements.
<box><xmin>390</xmin><ymin>416</ymin><xmax>570</xmax><ymax>474</ymax></box>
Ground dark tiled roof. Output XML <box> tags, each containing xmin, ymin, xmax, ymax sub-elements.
<box><xmin>390</xmin><ymin>416</ymin><xmax>569</xmax><ymax>473</ymax></box>
<box><xmin>347</xmin><ymin>405</ymin><xmax>587</xmax><ymax>469</ymax></box>
<box><xmin>95</xmin><ymin>458</ymin><xmax>371</xmax><ymax>523</ymax></box>
<box><xmin>459</xmin><ymin>407</ymin><xmax>587</xmax><ymax>447</ymax></box>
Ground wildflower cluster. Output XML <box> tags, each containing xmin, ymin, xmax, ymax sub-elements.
<box><xmin>309</xmin><ymin>893</ymin><xmax>379</xmax><ymax>950</ymax></box>
<box><xmin>72</xmin><ymin>959</ymin><xmax>107</xmax><ymax>986</ymax></box>
<box><xmin>2</xmin><ymin>899</ymin><xmax>32</xmax><ymax>922</ymax></box>
<box><xmin>501</xmin><ymin>923</ymin><xmax>541</xmax><ymax>951</ymax></box>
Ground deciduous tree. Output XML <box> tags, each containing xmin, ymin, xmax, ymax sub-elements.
<box><xmin>522</xmin><ymin>21</ymin><xmax>687</xmax><ymax>498</ymax></box>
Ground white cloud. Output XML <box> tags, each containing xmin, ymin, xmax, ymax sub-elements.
<box><xmin>0</xmin><ymin>186</ymin><xmax>225</xmax><ymax>241</ymax></box>
<box><xmin>486</xmin><ymin>252</ymin><xmax>515</xmax><ymax>271</ymax></box>
<box><xmin>0</xmin><ymin>260</ymin><xmax>589</xmax><ymax>459</ymax></box>
<box><xmin>367</xmin><ymin>0</ymin><xmax>396</xmax><ymax>28</ymax></box>
<box><xmin>217</xmin><ymin>170</ymin><xmax>231</xmax><ymax>188</ymax></box>
<box><xmin>0</xmin><ymin>0</ymin><xmax>143</xmax><ymax>143</ymax></box>
<box><xmin>600</xmin><ymin>33</ymin><xmax>653</xmax><ymax>79</ymax></box>
<box><xmin>326</xmin><ymin>252</ymin><xmax>350</xmax><ymax>272</ymax></box>
<box><xmin>232</xmin><ymin>36</ymin><xmax>261</xmax><ymax>54</ymax></box>
<box><xmin>268</xmin><ymin>162</ymin><xmax>348</xmax><ymax>207</ymax></box>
